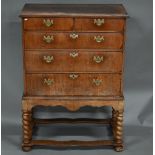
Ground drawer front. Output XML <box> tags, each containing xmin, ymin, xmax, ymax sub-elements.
<box><xmin>23</xmin><ymin>18</ymin><xmax>74</xmax><ymax>30</ymax></box>
<box><xmin>25</xmin><ymin>74</ymin><xmax>121</xmax><ymax>96</ymax></box>
<box><xmin>24</xmin><ymin>32</ymin><xmax>123</xmax><ymax>49</ymax></box>
<box><xmin>75</xmin><ymin>18</ymin><xmax>125</xmax><ymax>31</ymax></box>
<box><xmin>25</xmin><ymin>50</ymin><xmax>123</xmax><ymax>73</ymax></box>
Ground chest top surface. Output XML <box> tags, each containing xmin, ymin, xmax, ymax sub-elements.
<box><xmin>20</xmin><ymin>4</ymin><xmax>128</xmax><ymax>17</ymax></box>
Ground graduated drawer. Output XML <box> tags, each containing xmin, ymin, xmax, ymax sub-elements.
<box><xmin>25</xmin><ymin>73</ymin><xmax>121</xmax><ymax>96</ymax></box>
<box><xmin>24</xmin><ymin>32</ymin><xmax>123</xmax><ymax>49</ymax></box>
<box><xmin>23</xmin><ymin>18</ymin><xmax>74</xmax><ymax>31</ymax></box>
<box><xmin>25</xmin><ymin>50</ymin><xmax>123</xmax><ymax>73</ymax></box>
<box><xmin>75</xmin><ymin>18</ymin><xmax>125</xmax><ymax>31</ymax></box>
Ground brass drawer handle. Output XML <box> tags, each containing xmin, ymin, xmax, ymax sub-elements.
<box><xmin>69</xmin><ymin>74</ymin><xmax>79</xmax><ymax>80</ymax></box>
<box><xmin>43</xmin><ymin>19</ymin><xmax>54</xmax><ymax>27</ymax></box>
<box><xmin>43</xmin><ymin>56</ymin><xmax>54</xmax><ymax>63</ymax></box>
<box><xmin>93</xmin><ymin>79</ymin><xmax>102</xmax><ymax>86</ymax></box>
<box><xmin>70</xmin><ymin>33</ymin><xmax>78</xmax><ymax>39</ymax></box>
<box><xmin>94</xmin><ymin>19</ymin><xmax>104</xmax><ymax>26</ymax></box>
<box><xmin>44</xmin><ymin>78</ymin><xmax>54</xmax><ymax>86</ymax></box>
<box><xmin>93</xmin><ymin>56</ymin><xmax>104</xmax><ymax>63</ymax></box>
<box><xmin>43</xmin><ymin>35</ymin><xmax>54</xmax><ymax>43</ymax></box>
<box><xmin>70</xmin><ymin>52</ymin><xmax>79</xmax><ymax>58</ymax></box>
<box><xmin>94</xmin><ymin>36</ymin><xmax>104</xmax><ymax>43</ymax></box>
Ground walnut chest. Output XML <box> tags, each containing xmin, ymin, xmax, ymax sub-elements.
<box><xmin>20</xmin><ymin>4</ymin><xmax>128</xmax><ymax>152</ymax></box>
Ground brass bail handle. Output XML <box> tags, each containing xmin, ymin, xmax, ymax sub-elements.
<box><xmin>43</xmin><ymin>19</ymin><xmax>54</xmax><ymax>27</ymax></box>
<box><xmin>94</xmin><ymin>36</ymin><xmax>104</xmax><ymax>43</ymax></box>
<box><xmin>93</xmin><ymin>56</ymin><xmax>104</xmax><ymax>63</ymax></box>
<box><xmin>94</xmin><ymin>19</ymin><xmax>105</xmax><ymax>26</ymax></box>
<box><xmin>44</xmin><ymin>78</ymin><xmax>54</xmax><ymax>86</ymax></box>
<box><xmin>43</xmin><ymin>55</ymin><xmax>54</xmax><ymax>63</ymax></box>
<box><xmin>93</xmin><ymin>79</ymin><xmax>102</xmax><ymax>86</ymax></box>
<box><xmin>43</xmin><ymin>35</ymin><xmax>54</xmax><ymax>43</ymax></box>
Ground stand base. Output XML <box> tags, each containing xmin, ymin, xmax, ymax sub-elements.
<box><xmin>22</xmin><ymin>98</ymin><xmax>124</xmax><ymax>152</ymax></box>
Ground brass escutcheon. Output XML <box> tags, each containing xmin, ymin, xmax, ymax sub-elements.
<box><xmin>70</xmin><ymin>33</ymin><xmax>79</xmax><ymax>39</ymax></box>
<box><xmin>69</xmin><ymin>74</ymin><xmax>79</xmax><ymax>80</ymax></box>
<box><xmin>70</xmin><ymin>52</ymin><xmax>79</xmax><ymax>58</ymax></box>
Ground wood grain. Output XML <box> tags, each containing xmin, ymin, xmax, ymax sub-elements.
<box><xmin>75</xmin><ymin>18</ymin><xmax>125</xmax><ymax>31</ymax></box>
<box><xmin>24</xmin><ymin>32</ymin><xmax>123</xmax><ymax>49</ymax></box>
<box><xmin>25</xmin><ymin>50</ymin><xmax>123</xmax><ymax>73</ymax></box>
<box><xmin>22</xmin><ymin>99</ymin><xmax>124</xmax><ymax>113</ymax></box>
<box><xmin>23</xmin><ymin>17</ymin><xmax>74</xmax><ymax>30</ymax></box>
<box><xmin>25</xmin><ymin>73</ymin><xmax>121</xmax><ymax>96</ymax></box>
<box><xmin>31</xmin><ymin>140</ymin><xmax>113</xmax><ymax>147</ymax></box>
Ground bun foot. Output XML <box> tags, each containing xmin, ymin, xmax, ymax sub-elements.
<box><xmin>22</xmin><ymin>146</ymin><xmax>32</xmax><ymax>152</ymax></box>
<box><xmin>114</xmin><ymin>146</ymin><xmax>124</xmax><ymax>152</ymax></box>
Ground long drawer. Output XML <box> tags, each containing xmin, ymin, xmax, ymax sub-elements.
<box><xmin>24</xmin><ymin>32</ymin><xmax>123</xmax><ymax>49</ymax></box>
<box><xmin>25</xmin><ymin>50</ymin><xmax>123</xmax><ymax>73</ymax></box>
<box><xmin>25</xmin><ymin>73</ymin><xmax>121</xmax><ymax>96</ymax></box>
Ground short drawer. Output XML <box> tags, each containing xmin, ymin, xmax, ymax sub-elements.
<box><xmin>25</xmin><ymin>50</ymin><xmax>123</xmax><ymax>73</ymax></box>
<box><xmin>24</xmin><ymin>32</ymin><xmax>123</xmax><ymax>49</ymax></box>
<box><xmin>25</xmin><ymin>73</ymin><xmax>121</xmax><ymax>96</ymax></box>
<box><xmin>23</xmin><ymin>18</ymin><xmax>74</xmax><ymax>31</ymax></box>
<box><xmin>75</xmin><ymin>18</ymin><xmax>125</xmax><ymax>31</ymax></box>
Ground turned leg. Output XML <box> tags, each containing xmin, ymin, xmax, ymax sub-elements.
<box><xmin>113</xmin><ymin>110</ymin><xmax>124</xmax><ymax>152</ymax></box>
<box><xmin>22</xmin><ymin>110</ymin><xmax>33</xmax><ymax>151</ymax></box>
<box><xmin>112</xmin><ymin>108</ymin><xmax>117</xmax><ymax>128</ymax></box>
<box><xmin>112</xmin><ymin>108</ymin><xmax>117</xmax><ymax>137</ymax></box>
